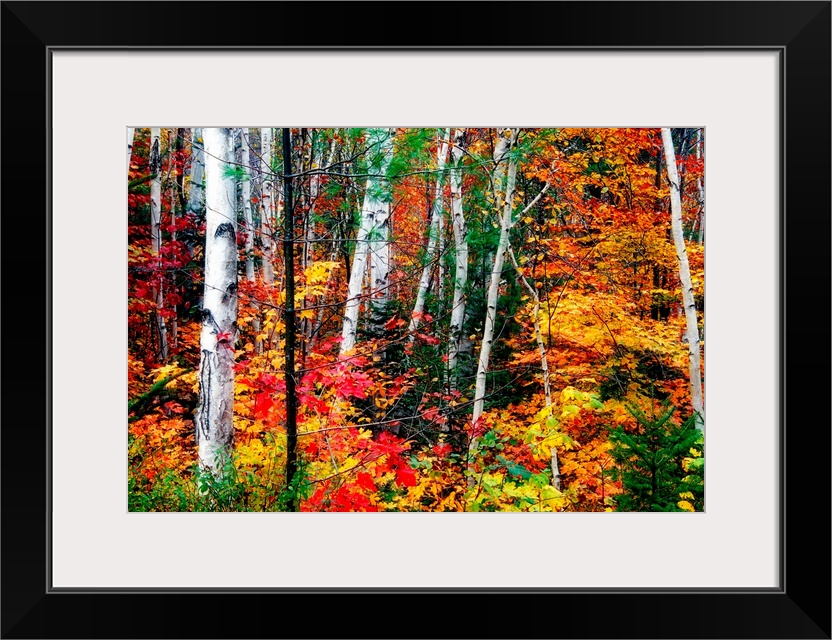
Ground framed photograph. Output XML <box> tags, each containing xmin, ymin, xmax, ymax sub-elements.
<box><xmin>2</xmin><ymin>1</ymin><xmax>828</xmax><ymax>638</ymax></box>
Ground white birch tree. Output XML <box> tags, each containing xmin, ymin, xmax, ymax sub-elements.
<box><xmin>240</xmin><ymin>128</ymin><xmax>256</xmax><ymax>282</ymax></box>
<box><xmin>340</xmin><ymin>128</ymin><xmax>395</xmax><ymax>355</ymax></box>
<box><xmin>661</xmin><ymin>127</ymin><xmax>704</xmax><ymax>429</ymax></box>
<box><xmin>470</xmin><ymin>128</ymin><xmax>520</xmax><ymax>455</ymax></box>
<box><xmin>149</xmin><ymin>127</ymin><xmax>168</xmax><ymax>362</ymax></box>
<box><xmin>186</xmin><ymin>128</ymin><xmax>205</xmax><ymax>220</ymax></box>
<box><xmin>195</xmin><ymin>127</ymin><xmax>238</xmax><ymax>474</ymax></box>
<box><xmin>696</xmin><ymin>128</ymin><xmax>704</xmax><ymax>245</ymax></box>
<box><xmin>447</xmin><ymin>128</ymin><xmax>468</xmax><ymax>389</ymax></box>
<box><xmin>366</xmin><ymin>128</ymin><xmax>396</xmax><ymax>338</ymax></box>
<box><xmin>261</xmin><ymin>127</ymin><xmax>275</xmax><ymax>285</ymax></box>
<box><xmin>507</xmin><ymin>243</ymin><xmax>559</xmax><ymax>490</ymax></box>
<box><xmin>408</xmin><ymin>128</ymin><xmax>450</xmax><ymax>339</ymax></box>
<box><xmin>127</xmin><ymin>127</ymin><xmax>135</xmax><ymax>173</ymax></box>
<box><xmin>302</xmin><ymin>132</ymin><xmax>327</xmax><ymax>273</ymax></box>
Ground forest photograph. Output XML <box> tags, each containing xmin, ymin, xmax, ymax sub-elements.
<box><xmin>127</xmin><ymin>126</ymin><xmax>705</xmax><ymax>513</ymax></box>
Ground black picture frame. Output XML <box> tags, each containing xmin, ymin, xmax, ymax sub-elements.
<box><xmin>2</xmin><ymin>2</ymin><xmax>829</xmax><ymax>638</ymax></box>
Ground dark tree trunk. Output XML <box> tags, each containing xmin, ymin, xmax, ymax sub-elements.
<box><xmin>282</xmin><ymin>127</ymin><xmax>299</xmax><ymax>511</ymax></box>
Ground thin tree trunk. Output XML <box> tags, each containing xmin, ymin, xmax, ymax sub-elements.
<box><xmin>240</xmin><ymin>128</ymin><xmax>256</xmax><ymax>282</ymax></box>
<box><xmin>471</xmin><ymin>128</ymin><xmax>520</xmax><ymax>458</ymax></box>
<box><xmin>408</xmin><ymin>128</ymin><xmax>451</xmax><ymax>339</ymax></box>
<box><xmin>261</xmin><ymin>127</ymin><xmax>275</xmax><ymax>285</ymax></box>
<box><xmin>149</xmin><ymin>127</ymin><xmax>168</xmax><ymax>362</ymax></box>
<box><xmin>195</xmin><ymin>128</ymin><xmax>238</xmax><ymax>475</ymax></box>
<box><xmin>186</xmin><ymin>128</ymin><xmax>205</xmax><ymax>222</ymax></box>
<box><xmin>340</xmin><ymin>128</ymin><xmax>395</xmax><ymax>355</ymax></box>
<box><xmin>282</xmin><ymin>128</ymin><xmax>299</xmax><ymax>509</ymax></box>
<box><xmin>447</xmin><ymin>128</ymin><xmax>468</xmax><ymax>390</ymax></box>
<box><xmin>167</xmin><ymin>129</ymin><xmax>180</xmax><ymax>351</ymax></box>
<box><xmin>127</xmin><ymin>127</ymin><xmax>135</xmax><ymax>174</ymax></box>
<box><xmin>303</xmin><ymin>136</ymin><xmax>327</xmax><ymax>343</ymax></box>
<box><xmin>437</xmin><ymin>201</ymin><xmax>445</xmax><ymax>310</ymax></box>
<box><xmin>662</xmin><ymin>127</ymin><xmax>704</xmax><ymax>429</ymax></box>
<box><xmin>697</xmin><ymin>128</ymin><xmax>704</xmax><ymax>246</ymax></box>
<box><xmin>507</xmin><ymin>243</ymin><xmax>559</xmax><ymax>490</ymax></box>
<box><xmin>492</xmin><ymin>130</ymin><xmax>512</xmax><ymax>205</ymax></box>
<box><xmin>303</xmin><ymin>133</ymin><xmax>323</xmax><ymax>275</ymax></box>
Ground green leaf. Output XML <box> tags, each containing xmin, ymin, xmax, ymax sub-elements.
<box><xmin>497</xmin><ymin>455</ymin><xmax>532</xmax><ymax>480</ymax></box>
<box><xmin>688</xmin><ymin>457</ymin><xmax>705</xmax><ymax>471</ymax></box>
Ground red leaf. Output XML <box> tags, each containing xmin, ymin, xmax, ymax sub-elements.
<box><xmin>422</xmin><ymin>406</ymin><xmax>440</xmax><ymax>422</ymax></box>
<box><xmin>432</xmin><ymin>443</ymin><xmax>452</xmax><ymax>457</ymax></box>
<box><xmin>356</xmin><ymin>472</ymin><xmax>376</xmax><ymax>492</ymax></box>
<box><xmin>395</xmin><ymin>465</ymin><xmax>417</xmax><ymax>488</ymax></box>
<box><xmin>253</xmin><ymin>393</ymin><xmax>276</xmax><ymax>419</ymax></box>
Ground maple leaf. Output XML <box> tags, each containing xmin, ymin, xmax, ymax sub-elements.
<box><xmin>253</xmin><ymin>394</ymin><xmax>276</xmax><ymax>419</ymax></box>
<box><xmin>432</xmin><ymin>443</ymin><xmax>452</xmax><ymax>457</ymax></box>
<box><xmin>395</xmin><ymin>465</ymin><xmax>417</xmax><ymax>488</ymax></box>
<box><xmin>356</xmin><ymin>472</ymin><xmax>376</xmax><ymax>492</ymax></box>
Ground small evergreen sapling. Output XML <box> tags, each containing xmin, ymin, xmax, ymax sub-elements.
<box><xmin>609</xmin><ymin>402</ymin><xmax>702</xmax><ymax>512</ymax></box>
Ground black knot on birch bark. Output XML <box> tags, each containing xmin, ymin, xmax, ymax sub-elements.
<box><xmin>215</xmin><ymin>222</ymin><xmax>235</xmax><ymax>239</ymax></box>
<box><xmin>149</xmin><ymin>138</ymin><xmax>161</xmax><ymax>174</ymax></box>
<box><xmin>222</xmin><ymin>280</ymin><xmax>238</xmax><ymax>304</ymax></box>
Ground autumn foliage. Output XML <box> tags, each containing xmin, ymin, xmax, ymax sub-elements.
<box><xmin>128</xmin><ymin>127</ymin><xmax>704</xmax><ymax>512</ymax></box>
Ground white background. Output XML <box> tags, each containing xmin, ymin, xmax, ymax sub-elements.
<box><xmin>52</xmin><ymin>51</ymin><xmax>779</xmax><ymax>588</ymax></box>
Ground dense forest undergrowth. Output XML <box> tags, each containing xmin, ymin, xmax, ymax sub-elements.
<box><xmin>128</xmin><ymin>127</ymin><xmax>704</xmax><ymax>512</ymax></box>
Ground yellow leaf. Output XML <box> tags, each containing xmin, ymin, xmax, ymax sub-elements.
<box><xmin>341</xmin><ymin>456</ymin><xmax>360</xmax><ymax>471</ymax></box>
<box><xmin>677</xmin><ymin>500</ymin><xmax>695</xmax><ymax>512</ymax></box>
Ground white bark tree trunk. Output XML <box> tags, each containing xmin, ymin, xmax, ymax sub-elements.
<box><xmin>507</xmin><ymin>244</ymin><xmax>559</xmax><ymax>490</ymax></box>
<box><xmin>186</xmin><ymin>128</ymin><xmax>205</xmax><ymax>221</ymax></box>
<box><xmin>303</xmin><ymin>137</ymin><xmax>326</xmax><ymax>273</ymax></box>
<box><xmin>149</xmin><ymin>127</ymin><xmax>168</xmax><ymax>362</ymax></box>
<box><xmin>366</xmin><ymin>129</ymin><xmax>396</xmax><ymax>339</ymax></box>
<box><xmin>447</xmin><ymin>128</ymin><xmax>468</xmax><ymax>390</ymax></box>
<box><xmin>240</xmin><ymin>128</ymin><xmax>256</xmax><ymax>282</ymax></box>
<box><xmin>437</xmin><ymin>203</ymin><xmax>445</xmax><ymax>309</ymax></box>
<box><xmin>662</xmin><ymin>127</ymin><xmax>704</xmax><ymax>429</ymax></box>
<box><xmin>127</xmin><ymin>127</ymin><xmax>135</xmax><ymax>174</ymax></box>
<box><xmin>195</xmin><ymin>127</ymin><xmax>238</xmax><ymax>474</ymax></box>
<box><xmin>408</xmin><ymin>128</ymin><xmax>451</xmax><ymax>339</ymax></box>
<box><xmin>471</xmin><ymin>128</ymin><xmax>520</xmax><ymax>449</ymax></box>
<box><xmin>167</xmin><ymin>129</ymin><xmax>179</xmax><ymax>351</ymax></box>
<box><xmin>340</xmin><ymin>128</ymin><xmax>395</xmax><ymax>355</ymax></box>
<box><xmin>261</xmin><ymin>127</ymin><xmax>275</xmax><ymax>285</ymax></box>
<box><xmin>697</xmin><ymin>128</ymin><xmax>704</xmax><ymax>246</ymax></box>
<box><xmin>491</xmin><ymin>130</ymin><xmax>513</xmax><ymax>210</ymax></box>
